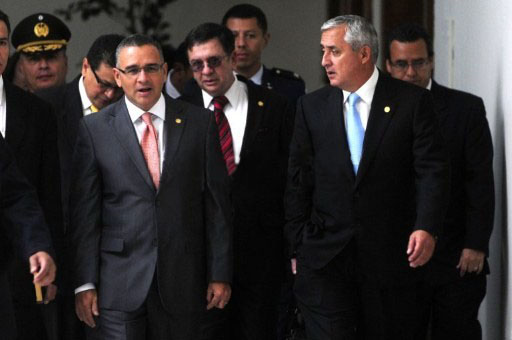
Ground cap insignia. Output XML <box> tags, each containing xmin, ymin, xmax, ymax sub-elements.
<box><xmin>34</xmin><ymin>22</ymin><xmax>49</xmax><ymax>38</ymax></box>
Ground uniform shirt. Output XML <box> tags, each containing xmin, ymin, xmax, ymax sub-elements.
<box><xmin>201</xmin><ymin>78</ymin><xmax>248</xmax><ymax>165</ymax></box>
<box><xmin>342</xmin><ymin>66</ymin><xmax>379</xmax><ymax>130</ymax></box>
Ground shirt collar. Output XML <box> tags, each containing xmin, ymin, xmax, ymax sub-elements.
<box><xmin>78</xmin><ymin>75</ymin><xmax>93</xmax><ymax>111</ymax></box>
<box><xmin>202</xmin><ymin>75</ymin><xmax>245</xmax><ymax>109</ymax></box>
<box><xmin>426</xmin><ymin>78</ymin><xmax>432</xmax><ymax>90</ymax></box>
<box><xmin>165</xmin><ymin>69</ymin><xmax>181</xmax><ymax>99</ymax></box>
<box><xmin>342</xmin><ymin>66</ymin><xmax>379</xmax><ymax>105</ymax></box>
<box><xmin>125</xmin><ymin>93</ymin><xmax>166</xmax><ymax>123</ymax></box>
<box><xmin>0</xmin><ymin>76</ymin><xmax>4</xmax><ymax>106</ymax></box>
<box><xmin>249</xmin><ymin>65</ymin><xmax>264</xmax><ymax>85</ymax></box>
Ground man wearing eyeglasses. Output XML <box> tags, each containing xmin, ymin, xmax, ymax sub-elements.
<box><xmin>181</xmin><ymin>23</ymin><xmax>294</xmax><ymax>340</ymax></box>
<box><xmin>386</xmin><ymin>23</ymin><xmax>494</xmax><ymax>340</ymax></box>
<box><xmin>37</xmin><ymin>33</ymin><xmax>124</xmax><ymax>340</ymax></box>
<box><xmin>69</xmin><ymin>34</ymin><xmax>232</xmax><ymax>340</ymax></box>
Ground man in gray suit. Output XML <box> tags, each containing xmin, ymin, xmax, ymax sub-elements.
<box><xmin>69</xmin><ymin>34</ymin><xmax>232</xmax><ymax>340</ymax></box>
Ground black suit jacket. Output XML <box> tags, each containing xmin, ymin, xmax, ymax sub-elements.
<box><xmin>285</xmin><ymin>72</ymin><xmax>450</xmax><ymax>286</ymax></box>
<box><xmin>3</xmin><ymin>81</ymin><xmax>62</xmax><ymax>301</ymax></box>
<box><xmin>430</xmin><ymin>81</ymin><xmax>494</xmax><ymax>280</ymax></box>
<box><xmin>261</xmin><ymin>66</ymin><xmax>306</xmax><ymax>105</ymax></box>
<box><xmin>69</xmin><ymin>94</ymin><xmax>232</xmax><ymax>316</ymax></box>
<box><xmin>180</xmin><ymin>77</ymin><xmax>295</xmax><ymax>283</ymax></box>
<box><xmin>0</xmin><ymin>137</ymin><xmax>54</xmax><ymax>340</ymax></box>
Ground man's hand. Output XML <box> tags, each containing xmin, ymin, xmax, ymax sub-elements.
<box><xmin>44</xmin><ymin>284</ymin><xmax>58</xmax><ymax>304</ymax></box>
<box><xmin>291</xmin><ymin>258</ymin><xmax>297</xmax><ymax>275</ymax></box>
<box><xmin>457</xmin><ymin>248</ymin><xmax>485</xmax><ymax>277</ymax></box>
<box><xmin>75</xmin><ymin>289</ymin><xmax>99</xmax><ymax>328</ymax></box>
<box><xmin>206</xmin><ymin>282</ymin><xmax>231</xmax><ymax>310</ymax></box>
<box><xmin>29</xmin><ymin>251</ymin><xmax>56</xmax><ymax>286</ymax></box>
<box><xmin>407</xmin><ymin>230</ymin><xmax>436</xmax><ymax>268</ymax></box>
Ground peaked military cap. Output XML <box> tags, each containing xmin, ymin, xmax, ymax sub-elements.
<box><xmin>11</xmin><ymin>13</ymin><xmax>71</xmax><ymax>54</ymax></box>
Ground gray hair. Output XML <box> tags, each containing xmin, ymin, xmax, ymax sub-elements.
<box><xmin>321</xmin><ymin>15</ymin><xmax>379</xmax><ymax>63</ymax></box>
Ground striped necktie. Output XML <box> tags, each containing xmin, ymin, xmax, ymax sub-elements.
<box><xmin>213</xmin><ymin>96</ymin><xmax>236</xmax><ymax>175</ymax></box>
<box><xmin>140</xmin><ymin>112</ymin><xmax>160</xmax><ymax>189</ymax></box>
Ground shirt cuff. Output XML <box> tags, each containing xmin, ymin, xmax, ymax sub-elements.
<box><xmin>75</xmin><ymin>283</ymin><xmax>95</xmax><ymax>295</ymax></box>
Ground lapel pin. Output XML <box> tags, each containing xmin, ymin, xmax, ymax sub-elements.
<box><xmin>384</xmin><ymin>106</ymin><xmax>391</xmax><ymax>113</ymax></box>
<box><xmin>175</xmin><ymin>118</ymin><xmax>182</xmax><ymax>124</ymax></box>
<box><xmin>258</xmin><ymin>101</ymin><xmax>264</xmax><ymax>107</ymax></box>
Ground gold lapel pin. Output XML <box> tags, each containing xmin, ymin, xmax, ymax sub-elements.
<box><xmin>175</xmin><ymin>118</ymin><xmax>182</xmax><ymax>124</ymax></box>
<box><xmin>258</xmin><ymin>101</ymin><xmax>264</xmax><ymax>107</ymax></box>
<box><xmin>384</xmin><ymin>106</ymin><xmax>391</xmax><ymax>113</ymax></box>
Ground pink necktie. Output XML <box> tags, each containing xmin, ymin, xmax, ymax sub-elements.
<box><xmin>213</xmin><ymin>96</ymin><xmax>236</xmax><ymax>175</ymax></box>
<box><xmin>141</xmin><ymin>112</ymin><xmax>160</xmax><ymax>189</ymax></box>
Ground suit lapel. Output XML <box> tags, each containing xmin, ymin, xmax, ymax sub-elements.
<box><xmin>110</xmin><ymin>99</ymin><xmax>155</xmax><ymax>190</ymax></box>
<box><xmin>237</xmin><ymin>83</ymin><xmax>264</xmax><ymax>167</ymax></box>
<box><xmin>430</xmin><ymin>81</ymin><xmax>448</xmax><ymax>125</ymax></box>
<box><xmin>327</xmin><ymin>87</ymin><xmax>355</xmax><ymax>181</ymax></box>
<box><xmin>159</xmin><ymin>96</ymin><xmax>186</xmax><ymax>185</ymax></box>
<box><xmin>355</xmin><ymin>75</ymin><xmax>395</xmax><ymax>187</ymax></box>
<box><xmin>64</xmin><ymin>77</ymin><xmax>86</xmax><ymax>151</ymax></box>
<box><xmin>4</xmin><ymin>82</ymin><xmax>26</xmax><ymax>151</ymax></box>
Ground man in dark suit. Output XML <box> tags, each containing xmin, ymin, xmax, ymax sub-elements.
<box><xmin>181</xmin><ymin>23</ymin><xmax>294</xmax><ymax>340</ymax></box>
<box><xmin>222</xmin><ymin>4</ymin><xmax>305</xmax><ymax>105</ymax></box>
<box><xmin>0</xmin><ymin>9</ymin><xmax>62</xmax><ymax>340</ymax></box>
<box><xmin>70</xmin><ymin>34</ymin><xmax>232</xmax><ymax>340</ymax></box>
<box><xmin>385</xmin><ymin>23</ymin><xmax>494</xmax><ymax>340</ymax></box>
<box><xmin>0</xmin><ymin>135</ymin><xmax>57</xmax><ymax>340</ymax></box>
<box><xmin>37</xmin><ymin>33</ymin><xmax>124</xmax><ymax>340</ymax></box>
<box><xmin>285</xmin><ymin>15</ymin><xmax>450</xmax><ymax>340</ymax></box>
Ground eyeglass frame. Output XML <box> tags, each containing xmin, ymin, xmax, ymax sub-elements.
<box><xmin>189</xmin><ymin>55</ymin><xmax>228</xmax><ymax>73</ymax></box>
<box><xmin>116</xmin><ymin>63</ymin><xmax>166</xmax><ymax>77</ymax></box>
<box><xmin>90</xmin><ymin>67</ymin><xmax>121</xmax><ymax>92</ymax></box>
<box><xmin>388</xmin><ymin>58</ymin><xmax>432</xmax><ymax>72</ymax></box>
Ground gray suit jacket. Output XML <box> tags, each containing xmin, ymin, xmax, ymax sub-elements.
<box><xmin>69</xmin><ymin>94</ymin><xmax>232</xmax><ymax>314</ymax></box>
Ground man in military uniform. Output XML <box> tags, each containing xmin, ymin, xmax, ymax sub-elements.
<box><xmin>222</xmin><ymin>4</ymin><xmax>305</xmax><ymax>104</ymax></box>
<box><xmin>11</xmin><ymin>13</ymin><xmax>70</xmax><ymax>92</ymax></box>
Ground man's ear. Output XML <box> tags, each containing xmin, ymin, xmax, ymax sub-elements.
<box><xmin>81</xmin><ymin>57</ymin><xmax>89</xmax><ymax>77</ymax></box>
<box><xmin>359</xmin><ymin>45</ymin><xmax>372</xmax><ymax>64</ymax></box>
<box><xmin>385</xmin><ymin>59</ymin><xmax>392</xmax><ymax>73</ymax></box>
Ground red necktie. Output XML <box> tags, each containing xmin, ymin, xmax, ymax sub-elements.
<box><xmin>213</xmin><ymin>96</ymin><xmax>236</xmax><ymax>175</ymax></box>
<box><xmin>141</xmin><ymin>112</ymin><xmax>160</xmax><ymax>189</ymax></box>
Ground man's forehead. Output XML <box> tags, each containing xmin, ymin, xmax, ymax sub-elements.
<box><xmin>188</xmin><ymin>39</ymin><xmax>224</xmax><ymax>58</ymax></box>
<box><xmin>390</xmin><ymin>39</ymin><xmax>429</xmax><ymax>56</ymax></box>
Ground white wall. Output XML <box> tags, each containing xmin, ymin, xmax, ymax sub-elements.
<box><xmin>2</xmin><ymin>0</ymin><xmax>327</xmax><ymax>91</ymax></box>
<box><xmin>435</xmin><ymin>1</ymin><xmax>512</xmax><ymax>339</ymax></box>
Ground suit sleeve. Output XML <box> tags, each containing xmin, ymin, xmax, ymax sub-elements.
<box><xmin>412</xmin><ymin>91</ymin><xmax>451</xmax><ymax>237</ymax></box>
<box><xmin>0</xmin><ymin>138</ymin><xmax>54</xmax><ymax>261</ymax></box>
<box><xmin>69</xmin><ymin>120</ymin><xmax>102</xmax><ymax>289</ymax></box>
<box><xmin>284</xmin><ymin>96</ymin><xmax>314</xmax><ymax>257</ymax></box>
<box><xmin>463</xmin><ymin>98</ymin><xmax>494</xmax><ymax>254</ymax></box>
<box><xmin>204</xmin><ymin>112</ymin><xmax>233</xmax><ymax>283</ymax></box>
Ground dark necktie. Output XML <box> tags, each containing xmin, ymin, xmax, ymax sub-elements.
<box><xmin>213</xmin><ymin>96</ymin><xmax>236</xmax><ymax>175</ymax></box>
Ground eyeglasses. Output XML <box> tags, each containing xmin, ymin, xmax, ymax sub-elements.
<box><xmin>91</xmin><ymin>67</ymin><xmax>120</xmax><ymax>92</ymax></box>
<box><xmin>389</xmin><ymin>59</ymin><xmax>431</xmax><ymax>72</ymax></box>
<box><xmin>116</xmin><ymin>63</ymin><xmax>165</xmax><ymax>77</ymax></box>
<box><xmin>189</xmin><ymin>56</ymin><xmax>227</xmax><ymax>72</ymax></box>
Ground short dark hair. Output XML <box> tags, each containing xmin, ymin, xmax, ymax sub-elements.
<box><xmin>87</xmin><ymin>34</ymin><xmax>125</xmax><ymax>70</ymax></box>
<box><xmin>172</xmin><ymin>41</ymin><xmax>190</xmax><ymax>70</ymax></box>
<box><xmin>185</xmin><ymin>23</ymin><xmax>235</xmax><ymax>56</ymax></box>
<box><xmin>115</xmin><ymin>34</ymin><xmax>164</xmax><ymax>67</ymax></box>
<box><xmin>0</xmin><ymin>10</ymin><xmax>11</xmax><ymax>34</ymax></box>
<box><xmin>385</xmin><ymin>23</ymin><xmax>433</xmax><ymax>60</ymax></box>
<box><xmin>221</xmin><ymin>4</ymin><xmax>267</xmax><ymax>34</ymax></box>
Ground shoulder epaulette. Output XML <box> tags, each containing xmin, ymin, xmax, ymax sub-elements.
<box><xmin>270</xmin><ymin>67</ymin><xmax>304</xmax><ymax>82</ymax></box>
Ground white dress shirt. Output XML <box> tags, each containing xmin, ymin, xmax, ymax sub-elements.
<box><xmin>201</xmin><ymin>78</ymin><xmax>248</xmax><ymax>165</ymax></box>
<box><xmin>75</xmin><ymin>94</ymin><xmax>167</xmax><ymax>295</ymax></box>
<box><xmin>165</xmin><ymin>69</ymin><xmax>181</xmax><ymax>99</ymax></box>
<box><xmin>0</xmin><ymin>76</ymin><xmax>6</xmax><ymax>137</ymax></box>
<box><xmin>342</xmin><ymin>66</ymin><xmax>379</xmax><ymax>130</ymax></box>
<box><xmin>78</xmin><ymin>76</ymin><xmax>97</xmax><ymax>116</ymax></box>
